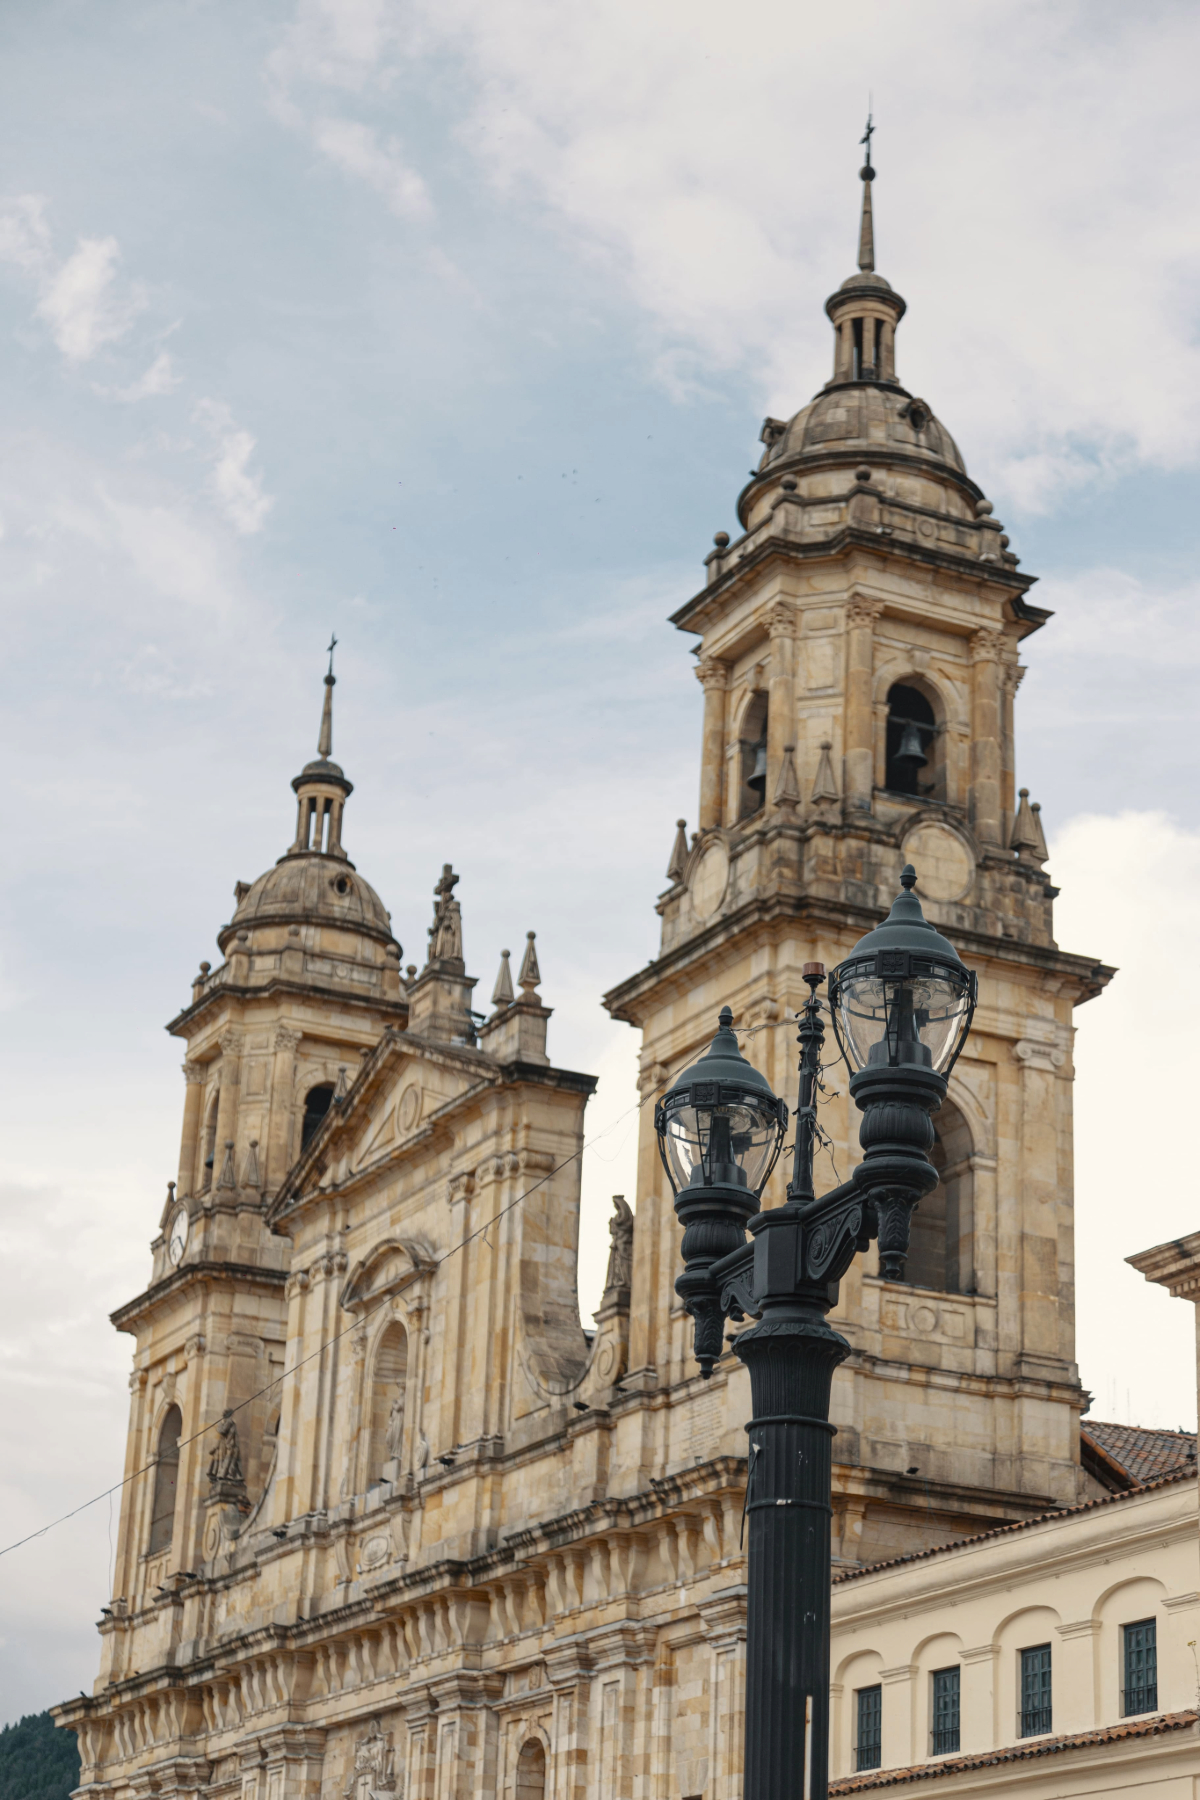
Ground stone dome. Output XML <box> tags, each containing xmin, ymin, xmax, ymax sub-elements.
<box><xmin>218</xmin><ymin>851</ymin><xmax>394</xmax><ymax>954</ymax></box>
<box><xmin>763</xmin><ymin>383</ymin><xmax>966</xmax><ymax>481</ymax></box>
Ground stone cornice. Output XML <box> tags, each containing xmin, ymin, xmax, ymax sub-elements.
<box><xmin>165</xmin><ymin>974</ymin><xmax>409</xmax><ymax>1040</ymax></box>
<box><xmin>671</xmin><ymin>523</ymin><xmax>1045</xmax><ymax>642</ymax></box>
<box><xmin>110</xmin><ymin>1261</ymin><xmax>288</xmax><ymax>1333</ymax></box>
<box><xmin>604</xmin><ymin>883</ymin><xmax>1113</xmax><ymax>1027</ymax></box>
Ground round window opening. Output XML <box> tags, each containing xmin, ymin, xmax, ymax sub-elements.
<box><xmin>334</xmin><ymin>876</ymin><xmax>352</xmax><ymax>896</ymax></box>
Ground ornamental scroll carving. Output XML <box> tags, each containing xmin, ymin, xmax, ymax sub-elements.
<box><xmin>694</xmin><ymin>656</ymin><xmax>729</xmax><ymax>691</ymax></box>
<box><xmin>970</xmin><ymin>628</ymin><xmax>1007</xmax><ymax>663</ymax></box>
<box><xmin>845</xmin><ymin>598</ymin><xmax>885</xmax><ymax>629</ymax></box>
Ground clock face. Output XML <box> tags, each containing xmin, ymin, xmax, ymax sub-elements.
<box><xmin>168</xmin><ymin>1207</ymin><xmax>190</xmax><ymax>1267</ymax></box>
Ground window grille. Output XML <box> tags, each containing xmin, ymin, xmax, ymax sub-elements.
<box><xmin>931</xmin><ymin>1667</ymin><xmax>960</xmax><ymax>1755</ymax></box>
<box><xmin>855</xmin><ymin>1685</ymin><xmax>882</xmax><ymax>1771</ymax></box>
<box><xmin>1122</xmin><ymin>1619</ymin><xmax>1158</xmax><ymax>1716</ymax></box>
<box><xmin>1019</xmin><ymin>1644</ymin><xmax>1052</xmax><ymax>1737</ymax></box>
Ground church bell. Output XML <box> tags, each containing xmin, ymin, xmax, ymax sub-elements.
<box><xmin>894</xmin><ymin>719</ymin><xmax>928</xmax><ymax>771</ymax></box>
<box><xmin>747</xmin><ymin>737</ymin><xmax>768</xmax><ymax>801</ymax></box>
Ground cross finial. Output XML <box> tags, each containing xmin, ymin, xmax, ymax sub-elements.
<box><xmin>860</xmin><ymin>108</ymin><xmax>874</xmax><ymax>176</ymax></box>
<box><xmin>326</xmin><ymin>633</ymin><xmax>338</xmax><ymax>680</ymax></box>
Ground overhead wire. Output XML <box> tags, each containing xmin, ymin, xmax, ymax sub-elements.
<box><xmin>0</xmin><ymin>1089</ymin><xmax>655</xmax><ymax>1564</ymax></box>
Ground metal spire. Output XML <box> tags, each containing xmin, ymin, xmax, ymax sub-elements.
<box><xmin>857</xmin><ymin>110</ymin><xmax>876</xmax><ymax>273</ymax></box>
<box><xmin>318</xmin><ymin>634</ymin><xmax>337</xmax><ymax>759</ymax></box>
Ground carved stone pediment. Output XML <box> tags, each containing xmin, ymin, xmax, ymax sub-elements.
<box><xmin>340</xmin><ymin>1236</ymin><xmax>436</xmax><ymax>1313</ymax></box>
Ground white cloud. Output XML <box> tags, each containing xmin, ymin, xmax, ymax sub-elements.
<box><xmin>0</xmin><ymin>194</ymin><xmax>51</xmax><ymax>276</ymax></box>
<box><xmin>395</xmin><ymin>0</ymin><xmax>1200</xmax><ymax>508</ymax></box>
<box><xmin>110</xmin><ymin>349</ymin><xmax>180</xmax><ymax>402</ymax></box>
<box><xmin>35</xmin><ymin>235</ymin><xmax>146</xmax><ymax>362</ymax></box>
<box><xmin>312</xmin><ymin>116</ymin><xmax>431</xmax><ymax>218</ymax></box>
<box><xmin>0</xmin><ymin>197</ymin><xmax>148</xmax><ymax>365</ymax></box>
<box><xmin>1051</xmin><ymin>809</ymin><xmax>1200</xmax><ymax>1430</ymax></box>
<box><xmin>193</xmin><ymin>398</ymin><xmax>274</xmax><ymax>535</ymax></box>
<box><xmin>268</xmin><ymin>3</ymin><xmax>434</xmax><ymax>220</ymax></box>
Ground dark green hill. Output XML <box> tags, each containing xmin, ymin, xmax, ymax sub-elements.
<box><xmin>0</xmin><ymin>1712</ymin><xmax>79</xmax><ymax>1800</ymax></box>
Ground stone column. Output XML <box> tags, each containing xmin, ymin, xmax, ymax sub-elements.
<box><xmin>267</xmin><ymin>1026</ymin><xmax>303</xmax><ymax>1192</ymax></box>
<box><xmin>699</xmin><ymin>1588</ymin><xmax>747</xmax><ymax>1800</ymax></box>
<box><xmin>545</xmin><ymin>1644</ymin><xmax>594</xmax><ymax>1800</ymax></box>
<box><xmin>844</xmin><ymin>599</ymin><xmax>884</xmax><ymax>813</ymax></box>
<box><xmin>969</xmin><ymin>629</ymin><xmax>1006</xmax><ymax>847</ymax></box>
<box><xmin>178</xmin><ymin>1061</ymin><xmax>207</xmax><ymax>1196</ymax></box>
<box><xmin>765</xmin><ymin>603</ymin><xmax>795</xmax><ymax>814</ymax></box>
<box><xmin>212</xmin><ymin>1028</ymin><xmax>243</xmax><ymax>1186</ymax></box>
<box><xmin>1013</xmin><ymin>1030</ymin><xmax>1068</xmax><ymax>1380</ymax></box>
<box><xmin>695</xmin><ymin>656</ymin><xmax>729</xmax><ymax>832</ymax></box>
<box><xmin>1000</xmin><ymin>662</ymin><xmax>1025</xmax><ymax>828</ymax></box>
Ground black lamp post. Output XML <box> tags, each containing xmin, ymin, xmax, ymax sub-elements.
<box><xmin>655</xmin><ymin>866</ymin><xmax>976</xmax><ymax>1800</ymax></box>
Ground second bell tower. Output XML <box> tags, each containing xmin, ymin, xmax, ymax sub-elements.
<box><xmin>606</xmin><ymin>149</ymin><xmax>1113</xmax><ymax>1565</ymax></box>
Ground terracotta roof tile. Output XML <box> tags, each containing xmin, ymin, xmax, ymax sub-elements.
<box><xmin>1082</xmin><ymin>1419</ymin><xmax>1197</xmax><ymax>1486</ymax></box>
<box><xmin>832</xmin><ymin>1467</ymin><xmax>1195</xmax><ymax>1586</ymax></box>
<box><xmin>829</xmin><ymin>1709</ymin><xmax>1198</xmax><ymax>1792</ymax></box>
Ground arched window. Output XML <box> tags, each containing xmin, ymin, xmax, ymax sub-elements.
<box><xmin>885</xmin><ymin>683</ymin><xmax>936</xmax><ymax>797</ymax></box>
<box><xmin>148</xmin><ymin>1405</ymin><xmax>182</xmax><ymax>1554</ymax></box>
<box><xmin>368</xmin><ymin>1321</ymin><xmax>408</xmax><ymax>1485</ymax></box>
<box><xmin>738</xmin><ymin>692</ymin><xmax>769</xmax><ymax>819</ymax></box>
<box><xmin>903</xmin><ymin>1099</ymin><xmax>974</xmax><ymax>1294</ymax></box>
<box><xmin>516</xmin><ymin>1740</ymin><xmax>546</xmax><ymax>1800</ymax></box>
<box><xmin>301</xmin><ymin>1083</ymin><xmax>335</xmax><ymax>1151</ymax></box>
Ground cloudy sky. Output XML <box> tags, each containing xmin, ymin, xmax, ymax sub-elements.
<box><xmin>3</xmin><ymin>0</ymin><xmax>1200</xmax><ymax>1723</ymax></box>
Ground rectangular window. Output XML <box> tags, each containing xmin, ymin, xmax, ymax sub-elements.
<box><xmin>931</xmin><ymin>1667</ymin><xmax>960</xmax><ymax>1755</ymax></box>
<box><xmin>1020</xmin><ymin>1644</ymin><xmax>1052</xmax><ymax>1737</ymax></box>
<box><xmin>1123</xmin><ymin>1619</ymin><xmax>1158</xmax><ymax>1716</ymax></box>
<box><xmin>855</xmin><ymin>1685</ymin><xmax>882</xmax><ymax>1771</ymax></box>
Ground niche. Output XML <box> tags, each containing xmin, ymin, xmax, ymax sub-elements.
<box><xmin>148</xmin><ymin>1405</ymin><xmax>182</xmax><ymax>1554</ymax></box>
<box><xmin>904</xmin><ymin>1098</ymin><xmax>975</xmax><ymax>1294</ymax></box>
<box><xmin>368</xmin><ymin>1321</ymin><xmax>409</xmax><ymax>1485</ymax></box>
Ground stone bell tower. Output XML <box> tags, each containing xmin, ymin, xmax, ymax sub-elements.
<box><xmin>104</xmin><ymin>656</ymin><xmax>407</xmax><ymax>1606</ymax></box>
<box><xmin>606</xmin><ymin>149</ymin><xmax>1114</xmax><ymax>1566</ymax></box>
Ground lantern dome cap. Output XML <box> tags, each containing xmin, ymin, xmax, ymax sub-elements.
<box><xmin>666</xmin><ymin>1006</ymin><xmax>781</xmax><ymax>1105</ymax></box>
<box><xmin>840</xmin><ymin>865</ymin><xmax>968</xmax><ymax>972</ymax></box>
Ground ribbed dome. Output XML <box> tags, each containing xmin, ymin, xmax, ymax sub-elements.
<box><xmin>220</xmin><ymin>852</ymin><xmax>393</xmax><ymax>953</ymax></box>
<box><xmin>764</xmin><ymin>384</ymin><xmax>966</xmax><ymax>480</ymax></box>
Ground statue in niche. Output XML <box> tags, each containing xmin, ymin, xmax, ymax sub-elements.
<box><xmin>384</xmin><ymin>1395</ymin><xmax>405</xmax><ymax>1463</ymax></box>
<box><xmin>603</xmin><ymin>1195</ymin><xmax>634</xmax><ymax>1294</ymax></box>
<box><xmin>427</xmin><ymin>864</ymin><xmax>464</xmax><ymax>965</ymax></box>
<box><xmin>344</xmin><ymin>1721</ymin><xmax>398</xmax><ymax>1800</ymax></box>
<box><xmin>207</xmin><ymin>1409</ymin><xmax>244</xmax><ymax>1485</ymax></box>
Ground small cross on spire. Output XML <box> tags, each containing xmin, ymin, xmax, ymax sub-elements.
<box><xmin>860</xmin><ymin>109</ymin><xmax>875</xmax><ymax>175</ymax></box>
<box><xmin>326</xmin><ymin>633</ymin><xmax>338</xmax><ymax>679</ymax></box>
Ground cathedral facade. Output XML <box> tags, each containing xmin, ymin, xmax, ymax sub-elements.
<box><xmin>56</xmin><ymin>160</ymin><xmax>1112</xmax><ymax>1800</ymax></box>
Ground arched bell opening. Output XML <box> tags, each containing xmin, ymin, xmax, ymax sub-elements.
<box><xmin>884</xmin><ymin>681</ymin><xmax>943</xmax><ymax>800</ymax></box>
<box><xmin>148</xmin><ymin>1404</ymin><xmax>182</xmax><ymax>1555</ymax></box>
<box><xmin>301</xmin><ymin>1082</ymin><xmax>335</xmax><ymax>1152</ymax></box>
<box><xmin>737</xmin><ymin>691</ymin><xmax>769</xmax><ymax>820</ymax></box>
<box><xmin>904</xmin><ymin>1098</ymin><xmax>975</xmax><ymax>1294</ymax></box>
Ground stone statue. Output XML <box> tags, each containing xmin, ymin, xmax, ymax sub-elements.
<box><xmin>427</xmin><ymin>864</ymin><xmax>464</xmax><ymax>965</ymax></box>
<box><xmin>384</xmin><ymin>1395</ymin><xmax>405</xmax><ymax>1463</ymax></box>
<box><xmin>207</xmin><ymin>1409</ymin><xmax>244</xmax><ymax>1485</ymax></box>
<box><xmin>417</xmin><ymin>1428</ymin><xmax>431</xmax><ymax>1478</ymax></box>
<box><xmin>603</xmin><ymin>1195</ymin><xmax>634</xmax><ymax>1294</ymax></box>
<box><xmin>344</xmin><ymin>1721</ymin><xmax>397</xmax><ymax>1800</ymax></box>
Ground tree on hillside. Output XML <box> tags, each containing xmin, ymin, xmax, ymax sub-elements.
<box><xmin>0</xmin><ymin>1711</ymin><xmax>79</xmax><ymax>1800</ymax></box>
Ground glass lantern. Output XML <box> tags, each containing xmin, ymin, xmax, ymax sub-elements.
<box><xmin>829</xmin><ymin>865</ymin><xmax>976</xmax><ymax>1076</ymax></box>
<box><xmin>655</xmin><ymin>1007</ymin><xmax>788</xmax><ymax>1198</ymax></box>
